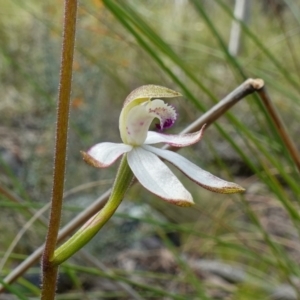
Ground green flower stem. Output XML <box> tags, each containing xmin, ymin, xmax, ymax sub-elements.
<box><xmin>51</xmin><ymin>154</ymin><xmax>134</xmax><ymax>266</ymax></box>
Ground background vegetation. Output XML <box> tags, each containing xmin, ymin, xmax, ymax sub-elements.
<box><xmin>1</xmin><ymin>0</ymin><xmax>300</xmax><ymax>299</ymax></box>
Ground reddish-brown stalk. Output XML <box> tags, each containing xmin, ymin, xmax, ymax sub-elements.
<box><xmin>41</xmin><ymin>1</ymin><xmax>78</xmax><ymax>299</ymax></box>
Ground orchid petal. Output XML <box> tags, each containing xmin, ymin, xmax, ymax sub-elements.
<box><xmin>124</xmin><ymin>99</ymin><xmax>177</xmax><ymax>146</ymax></box>
<box><xmin>127</xmin><ymin>147</ymin><xmax>194</xmax><ymax>207</ymax></box>
<box><xmin>82</xmin><ymin>143</ymin><xmax>132</xmax><ymax>168</ymax></box>
<box><xmin>143</xmin><ymin>145</ymin><xmax>245</xmax><ymax>194</ymax></box>
<box><xmin>119</xmin><ymin>85</ymin><xmax>181</xmax><ymax>144</ymax></box>
<box><xmin>145</xmin><ymin>125</ymin><xmax>205</xmax><ymax>147</ymax></box>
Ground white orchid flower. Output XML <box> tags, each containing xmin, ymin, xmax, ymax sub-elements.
<box><xmin>82</xmin><ymin>85</ymin><xmax>244</xmax><ymax>207</ymax></box>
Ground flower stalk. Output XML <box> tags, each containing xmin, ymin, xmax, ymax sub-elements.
<box><xmin>41</xmin><ymin>0</ymin><xmax>78</xmax><ymax>299</ymax></box>
<box><xmin>52</xmin><ymin>155</ymin><xmax>134</xmax><ymax>265</ymax></box>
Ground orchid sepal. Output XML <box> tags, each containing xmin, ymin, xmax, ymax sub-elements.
<box><xmin>143</xmin><ymin>145</ymin><xmax>245</xmax><ymax>194</ymax></box>
<box><xmin>127</xmin><ymin>147</ymin><xmax>194</xmax><ymax>207</ymax></box>
<box><xmin>82</xmin><ymin>142</ymin><xmax>132</xmax><ymax>168</ymax></box>
<box><xmin>122</xmin><ymin>84</ymin><xmax>182</xmax><ymax>108</ymax></box>
<box><xmin>145</xmin><ymin>125</ymin><xmax>206</xmax><ymax>147</ymax></box>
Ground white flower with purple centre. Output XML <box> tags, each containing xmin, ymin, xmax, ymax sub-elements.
<box><xmin>82</xmin><ymin>85</ymin><xmax>244</xmax><ymax>207</ymax></box>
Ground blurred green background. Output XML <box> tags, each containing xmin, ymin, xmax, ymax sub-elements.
<box><xmin>1</xmin><ymin>0</ymin><xmax>300</xmax><ymax>299</ymax></box>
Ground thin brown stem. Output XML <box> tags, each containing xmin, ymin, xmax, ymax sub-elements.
<box><xmin>257</xmin><ymin>87</ymin><xmax>300</xmax><ymax>173</ymax></box>
<box><xmin>0</xmin><ymin>78</ymin><xmax>263</xmax><ymax>292</ymax></box>
<box><xmin>41</xmin><ymin>1</ymin><xmax>78</xmax><ymax>299</ymax></box>
<box><xmin>172</xmin><ymin>78</ymin><xmax>264</xmax><ymax>137</ymax></box>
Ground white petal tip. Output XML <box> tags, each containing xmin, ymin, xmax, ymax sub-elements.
<box><xmin>208</xmin><ymin>183</ymin><xmax>245</xmax><ymax>194</ymax></box>
<box><xmin>81</xmin><ymin>151</ymin><xmax>107</xmax><ymax>168</ymax></box>
<box><xmin>167</xmin><ymin>199</ymin><xmax>195</xmax><ymax>207</ymax></box>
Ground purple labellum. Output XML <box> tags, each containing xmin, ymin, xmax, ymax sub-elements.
<box><xmin>155</xmin><ymin>118</ymin><xmax>175</xmax><ymax>131</ymax></box>
<box><xmin>153</xmin><ymin>104</ymin><xmax>177</xmax><ymax>132</ymax></box>
<box><xmin>163</xmin><ymin>118</ymin><xmax>175</xmax><ymax>129</ymax></box>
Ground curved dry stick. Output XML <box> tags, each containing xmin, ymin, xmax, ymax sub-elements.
<box><xmin>257</xmin><ymin>87</ymin><xmax>300</xmax><ymax>172</ymax></box>
<box><xmin>180</xmin><ymin>78</ymin><xmax>264</xmax><ymax>134</ymax></box>
<box><xmin>0</xmin><ymin>78</ymin><xmax>264</xmax><ymax>291</ymax></box>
